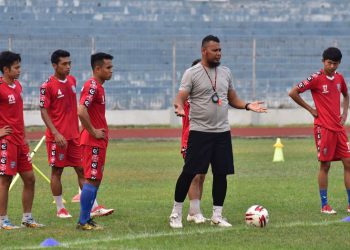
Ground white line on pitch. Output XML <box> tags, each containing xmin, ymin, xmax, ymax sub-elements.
<box><xmin>5</xmin><ymin>220</ymin><xmax>344</xmax><ymax>250</ymax></box>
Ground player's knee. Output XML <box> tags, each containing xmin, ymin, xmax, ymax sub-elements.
<box><xmin>197</xmin><ymin>174</ymin><xmax>206</xmax><ymax>184</ymax></box>
<box><xmin>22</xmin><ymin>173</ymin><xmax>35</xmax><ymax>187</ymax></box>
<box><xmin>51</xmin><ymin>166</ymin><xmax>63</xmax><ymax>177</ymax></box>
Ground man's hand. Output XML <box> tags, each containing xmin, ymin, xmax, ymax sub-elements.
<box><xmin>0</xmin><ymin>126</ymin><xmax>12</xmax><ymax>138</ymax></box>
<box><xmin>247</xmin><ymin>101</ymin><xmax>268</xmax><ymax>113</ymax></box>
<box><xmin>174</xmin><ymin>103</ymin><xmax>185</xmax><ymax>117</ymax></box>
<box><xmin>54</xmin><ymin>132</ymin><xmax>67</xmax><ymax>148</ymax></box>
<box><xmin>309</xmin><ymin>108</ymin><xmax>318</xmax><ymax>118</ymax></box>
<box><xmin>341</xmin><ymin>112</ymin><xmax>348</xmax><ymax>125</ymax></box>
<box><xmin>93</xmin><ymin>128</ymin><xmax>106</xmax><ymax>139</ymax></box>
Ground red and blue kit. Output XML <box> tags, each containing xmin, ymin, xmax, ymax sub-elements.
<box><xmin>79</xmin><ymin>77</ymin><xmax>108</xmax><ymax>180</ymax></box>
<box><xmin>40</xmin><ymin>75</ymin><xmax>81</xmax><ymax>167</ymax></box>
<box><xmin>0</xmin><ymin>77</ymin><xmax>32</xmax><ymax>175</ymax></box>
<box><xmin>297</xmin><ymin>69</ymin><xmax>350</xmax><ymax>161</ymax></box>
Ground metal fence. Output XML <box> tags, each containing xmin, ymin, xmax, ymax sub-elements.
<box><xmin>1</xmin><ymin>35</ymin><xmax>349</xmax><ymax>110</ymax></box>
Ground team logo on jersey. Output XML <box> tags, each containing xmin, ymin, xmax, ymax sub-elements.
<box><xmin>337</xmin><ymin>83</ymin><xmax>341</xmax><ymax>92</ymax></box>
<box><xmin>57</xmin><ymin>89</ymin><xmax>64</xmax><ymax>98</ymax></box>
<box><xmin>59</xmin><ymin>153</ymin><xmax>65</xmax><ymax>161</ymax></box>
<box><xmin>40</xmin><ymin>88</ymin><xmax>46</xmax><ymax>95</ymax></box>
<box><xmin>71</xmin><ymin>86</ymin><xmax>76</xmax><ymax>94</ymax></box>
<box><xmin>10</xmin><ymin>161</ymin><xmax>16</xmax><ymax>169</ymax></box>
<box><xmin>8</xmin><ymin>94</ymin><xmax>15</xmax><ymax>104</ymax></box>
<box><xmin>92</xmin><ymin>147</ymin><xmax>99</xmax><ymax>155</ymax></box>
<box><xmin>322</xmin><ymin>85</ymin><xmax>329</xmax><ymax>94</ymax></box>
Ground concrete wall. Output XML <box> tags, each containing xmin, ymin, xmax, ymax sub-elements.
<box><xmin>24</xmin><ymin>108</ymin><xmax>319</xmax><ymax>127</ymax></box>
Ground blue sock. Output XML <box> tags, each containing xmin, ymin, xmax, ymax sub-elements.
<box><xmin>79</xmin><ymin>183</ymin><xmax>98</xmax><ymax>224</ymax></box>
<box><xmin>320</xmin><ymin>189</ymin><xmax>328</xmax><ymax>207</ymax></box>
<box><xmin>347</xmin><ymin>189</ymin><xmax>350</xmax><ymax>205</ymax></box>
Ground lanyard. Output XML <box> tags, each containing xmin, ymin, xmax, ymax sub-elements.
<box><xmin>202</xmin><ymin>65</ymin><xmax>217</xmax><ymax>92</ymax></box>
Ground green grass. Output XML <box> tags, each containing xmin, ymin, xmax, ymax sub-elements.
<box><xmin>2</xmin><ymin>138</ymin><xmax>350</xmax><ymax>249</ymax></box>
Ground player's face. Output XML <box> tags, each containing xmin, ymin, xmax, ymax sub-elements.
<box><xmin>4</xmin><ymin>61</ymin><xmax>21</xmax><ymax>80</ymax></box>
<box><xmin>202</xmin><ymin>41</ymin><xmax>221</xmax><ymax>68</ymax></box>
<box><xmin>323</xmin><ymin>59</ymin><xmax>340</xmax><ymax>75</ymax></box>
<box><xmin>54</xmin><ymin>57</ymin><xmax>71</xmax><ymax>78</ymax></box>
<box><xmin>98</xmin><ymin>59</ymin><xmax>113</xmax><ymax>81</ymax></box>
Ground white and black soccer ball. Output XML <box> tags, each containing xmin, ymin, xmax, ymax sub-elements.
<box><xmin>245</xmin><ymin>205</ymin><xmax>269</xmax><ymax>228</ymax></box>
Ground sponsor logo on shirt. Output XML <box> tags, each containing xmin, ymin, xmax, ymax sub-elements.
<box><xmin>57</xmin><ymin>89</ymin><xmax>64</xmax><ymax>98</ymax></box>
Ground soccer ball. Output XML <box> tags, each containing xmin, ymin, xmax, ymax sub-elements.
<box><xmin>245</xmin><ymin>205</ymin><xmax>269</xmax><ymax>228</ymax></box>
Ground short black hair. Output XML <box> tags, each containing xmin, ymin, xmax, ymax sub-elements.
<box><xmin>0</xmin><ymin>51</ymin><xmax>21</xmax><ymax>74</ymax></box>
<box><xmin>322</xmin><ymin>47</ymin><xmax>342</xmax><ymax>62</ymax></box>
<box><xmin>51</xmin><ymin>49</ymin><xmax>70</xmax><ymax>64</ymax></box>
<box><xmin>202</xmin><ymin>35</ymin><xmax>220</xmax><ymax>48</ymax></box>
<box><xmin>91</xmin><ymin>52</ymin><xmax>113</xmax><ymax>70</ymax></box>
<box><xmin>191</xmin><ymin>59</ymin><xmax>201</xmax><ymax>67</ymax></box>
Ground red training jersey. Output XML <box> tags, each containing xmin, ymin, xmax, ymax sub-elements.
<box><xmin>296</xmin><ymin>69</ymin><xmax>348</xmax><ymax>131</ymax></box>
<box><xmin>79</xmin><ymin>77</ymin><xmax>108</xmax><ymax>148</ymax></box>
<box><xmin>39</xmin><ymin>75</ymin><xmax>79</xmax><ymax>141</ymax></box>
<box><xmin>0</xmin><ymin>77</ymin><xmax>25</xmax><ymax>145</ymax></box>
<box><xmin>181</xmin><ymin>100</ymin><xmax>190</xmax><ymax>150</ymax></box>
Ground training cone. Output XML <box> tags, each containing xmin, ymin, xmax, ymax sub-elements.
<box><xmin>341</xmin><ymin>216</ymin><xmax>350</xmax><ymax>222</ymax></box>
<box><xmin>273</xmin><ymin>138</ymin><xmax>284</xmax><ymax>162</ymax></box>
<box><xmin>40</xmin><ymin>238</ymin><xmax>60</xmax><ymax>247</ymax></box>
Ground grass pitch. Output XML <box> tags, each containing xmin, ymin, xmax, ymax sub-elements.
<box><xmin>2</xmin><ymin>138</ymin><xmax>350</xmax><ymax>249</ymax></box>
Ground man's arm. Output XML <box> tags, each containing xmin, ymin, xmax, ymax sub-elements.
<box><xmin>289</xmin><ymin>86</ymin><xmax>318</xmax><ymax>118</ymax></box>
<box><xmin>174</xmin><ymin>90</ymin><xmax>189</xmax><ymax>117</ymax></box>
<box><xmin>341</xmin><ymin>91</ymin><xmax>349</xmax><ymax>125</ymax></box>
<box><xmin>227</xmin><ymin>89</ymin><xmax>267</xmax><ymax>113</ymax></box>
<box><xmin>77</xmin><ymin>104</ymin><xmax>105</xmax><ymax>139</ymax></box>
<box><xmin>40</xmin><ymin>108</ymin><xmax>67</xmax><ymax>148</ymax></box>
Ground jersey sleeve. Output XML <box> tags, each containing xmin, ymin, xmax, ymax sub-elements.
<box><xmin>340</xmin><ymin>74</ymin><xmax>348</xmax><ymax>94</ymax></box>
<box><xmin>39</xmin><ymin>81</ymin><xmax>51</xmax><ymax>109</ymax></box>
<box><xmin>80</xmin><ymin>80</ymin><xmax>98</xmax><ymax>108</ymax></box>
<box><xmin>228</xmin><ymin>69</ymin><xmax>234</xmax><ymax>90</ymax></box>
<box><xmin>179</xmin><ymin>69</ymin><xmax>192</xmax><ymax>93</ymax></box>
<box><xmin>296</xmin><ymin>72</ymin><xmax>320</xmax><ymax>93</ymax></box>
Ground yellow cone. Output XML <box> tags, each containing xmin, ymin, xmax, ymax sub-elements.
<box><xmin>273</xmin><ymin>138</ymin><xmax>284</xmax><ymax>162</ymax></box>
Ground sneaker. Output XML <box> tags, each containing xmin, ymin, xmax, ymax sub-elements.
<box><xmin>87</xmin><ymin>219</ymin><xmax>103</xmax><ymax>230</ymax></box>
<box><xmin>71</xmin><ymin>193</ymin><xmax>81</xmax><ymax>203</ymax></box>
<box><xmin>0</xmin><ymin>219</ymin><xmax>20</xmax><ymax>230</ymax></box>
<box><xmin>90</xmin><ymin>206</ymin><xmax>114</xmax><ymax>217</ymax></box>
<box><xmin>187</xmin><ymin>213</ymin><xmax>207</xmax><ymax>224</ymax></box>
<box><xmin>76</xmin><ymin>219</ymin><xmax>103</xmax><ymax>231</ymax></box>
<box><xmin>56</xmin><ymin>208</ymin><xmax>72</xmax><ymax>218</ymax></box>
<box><xmin>169</xmin><ymin>213</ymin><xmax>183</xmax><ymax>229</ymax></box>
<box><xmin>21</xmin><ymin>217</ymin><xmax>45</xmax><ymax>228</ymax></box>
<box><xmin>211</xmin><ymin>216</ymin><xmax>232</xmax><ymax>227</ymax></box>
<box><xmin>321</xmin><ymin>204</ymin><xmax>337</xmax><ymax>214</ymax></box>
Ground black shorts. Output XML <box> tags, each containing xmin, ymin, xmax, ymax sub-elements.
<box><xmin>183</xmin><ymin>130</ymin><xmax>234</xmax><ymax>175</ymax></box>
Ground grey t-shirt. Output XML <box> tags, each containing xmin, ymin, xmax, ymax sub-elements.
<box><xmin>179</xmin><ymin>63</ymin><xmax>234</xmax><ymax>132</ymax></box>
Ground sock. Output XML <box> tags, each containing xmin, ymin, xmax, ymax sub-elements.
<box><xmin>53</xmin><ymin>195</ymin><xmax>65</xmax><ymax>211</ymax></box>
<box><xmin>347</xmin><ymin>189</ymin><xmax>350</xmax><ymax>206</ymax></box>
<box><xmin>22</xmin><ymin>213</ymin><xmax>32</xmax><ymax>221</ymax></box>
<box><xmin>171</xmin><ymin>201</ymin><xmax>183</xmax><ymax>216</ymax></box>
<box><xmin>212</xmin><ymin>206</ymin><xmax>223</xmax><ymax>218</ymax></box>
<box><xmin>189</xmin><ymin>199</ymin><xmax>201</xmax><ymax>215</ymax></box>
<box><xmin>91</xmin><ymin>199</ymin><xmax>99</xmax><ymax>210</ymax></box>
<box><xmin>320</xmin><ymin>189</ymin><xmax>328</xmax><ymax>207</ymax></box>
<box><xmin>79</xmin><ymin>183</ymin><xmax>98</xmax><ymax>224</ymax></box>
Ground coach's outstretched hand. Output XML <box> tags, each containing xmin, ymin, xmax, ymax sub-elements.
<box><xmin>247</xmin><ymin>101</ymin><xmax>268</xmax><ymax>113</ymax></box>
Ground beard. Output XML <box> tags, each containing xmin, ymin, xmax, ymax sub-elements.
<box><xmin>208</xmin><ymin>61</ymin><xmax>220</xmax><ymax>68</ymax></box>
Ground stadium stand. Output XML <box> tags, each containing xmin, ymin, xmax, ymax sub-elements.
<box><xmin>1</xmin><ymin>0</ymin><xmax>350</xmax><ymax>109</ymax></box>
